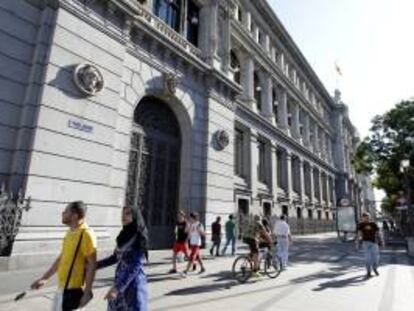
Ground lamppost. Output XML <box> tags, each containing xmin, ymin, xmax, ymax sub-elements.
<box><xmin>400</xmin><ymin>159</ymin><xmax>412</xmax><ymax>236</ymax></box>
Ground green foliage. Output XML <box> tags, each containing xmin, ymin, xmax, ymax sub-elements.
<box><xmin>356</xmin><ymin>100</ymin><xmax>414</xmax><ymax>214</ymax></box>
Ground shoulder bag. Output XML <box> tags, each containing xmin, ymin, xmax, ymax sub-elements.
<box><xmin>62</xmin><ymin>230</ymin><xmax>86</xmax><ymax>311</ymax></box>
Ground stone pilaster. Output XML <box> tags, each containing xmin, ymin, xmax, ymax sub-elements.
<box><xmin>277</xmin><ymin>88</ymin><xmax>288</xmax><ymax>131</ymax></box>
<box><xmin>242</xmin><ymin>10</ymin><xmax>251</xmax><ymax>30</ymax></box>
<box><xmin>250</xmin><ymin>131</ymin><xmax>258</xmax><ymax>198</ymax></box>
<box><xmin>241</xmin><ymin>53</ymin><xmax>254</xmax><ymax>104</ymax></box>
<box><xmin>304</xmin><ymin>113</ymin><xmax>310</xmax><ymax>146</ymax></box>
<box><xmin>318</xmin><ymin>170</ymin><xmax>323</xmax><ymax>203</ymax></box>
<box><xmin>314</xmin><ymin>125</ymin><xmax>320</xmax><ymax>155</ymax></box>
<box><xmin>261</xmin><ymin>72</ymin><xmax>273</xmax><ymax>120</ymax></box>
<box><xmin>220</xmin><ymin>6</ymin><xmax>231</xmax><ymax>75</ymax></box>
<box><xmin>286</xmin><ymin>151</ymin><xmax>293</xmax><ymax>204</ymax></box>
<box><xmin>310</xmin><ymin>165</ymin><xmax>315</xmax><ymax>204</ymax></box>
<box><xmin>199</xmin><ymin>1</ymin><xmax>220</xmax><ymax>69</ymax></box>
<box><xmin>299</xmin><ymin>157</ymin><xmax>306</xmax><ymax>202</ymax></box>
<box><xmin>292</xmin><ymin>102</ymin><xmax>301</xmax><ymax>140</ymax></box>
<box><xmin>271</xmin><ymin>144</ymin><xmax>278</xmax><ymax>201</ymax></box>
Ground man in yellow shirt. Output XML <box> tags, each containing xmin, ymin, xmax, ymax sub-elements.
<box><xmin>31</xmin><ymin>201</ymin><xmax>97</xmax><ymax>310</ymax></box>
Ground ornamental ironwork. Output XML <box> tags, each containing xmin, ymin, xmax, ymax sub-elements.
<box><xmin>0</xmin><ymin>185</ymin><xmax>31</xmax><ymax>256</ymax></box>
<box><xmin>213</xmin><ymin>130</ymin><xmax>230</xmax><ymax>151</ymax></box>
<box><xmin>73</xmin><ymin>63</ymin><xmax>104</xmax><ymax>96</ymax></box>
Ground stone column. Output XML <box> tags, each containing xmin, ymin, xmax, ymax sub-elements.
<box><xmin>326</xmin><ymin>175</ymin><xmax>331</xmax><ymax>206</ymax></box>
<box><xmin>314</xmin><ymin>125</ymin><xmax>320</xmax><ymax>155</ymax></box>
<box><xmin>310</xmin><ymin>165</ymin><xmax>315</xmax><ymax>204</ymax></box>
<box><xmin>220</xmin><ymin>6</ymin><xmax>231</xmax><ymax>75</ymax></box>
<box><xmin>271</xmin><ymin>144</ymin><xmax>278</xmax><ymax>201</ymax></box>
<box><xmin>318</xmin><ymin>170</ymin><xmax>323</xmax><ymax>203</ymax></box>
<box><xmin>286</xmin><ymin>151</ymin><xmax>293</xmax><ymax>203</ymax></box>
<box><xmin>299</xmin><ymin>157</ymin><xmax>306</xmax><ymax>202</ymax></box>
<box><xmin>261</xmin><ymin>72</ymin><xmax>273</xmax><ymax>120</ymax></box>
<box><xmin>250</xmin><ymin>131</ymin><xmax>258</xmax><ymax>198</ymax></box>
<box><xmin>332</xmin><ymin>177</ymin><xmax>337</xmax><ymax>207</ymax></box>
<box><xmin>252</xmin><ymin>24</ymin><xmax>259</xmax><ymax>42</ymax></box>
<box><xmin>242</xmin><ymin>10</ymin><xmax>251</xmax><ymax>30</ymax></box>
<box><xmin>242</xmin><ymin>53</ymin><xmax>254</xmax><ymax>102</ymax></box>
<box><xmin>304</xmin><ymin>113</ymin><xmax>310</xmax><ymax>146</ymax></box>
<box><xmin>277</xmin><ymin>88</ymin><xmax>288</xmax><ymax>131</ymax></box>
<box><xmin>320</xmin><ymin>131</ymin><xmax>326</xmax><ymax>159</ymax></box>
<box><xmin>292</xmin><ymin>102</ymin><xmax>301</xmax><ymax>140</ymax></box>
<box><xmin>199</xmin><ymin>1</ymin><xmax>220</xmax><ymax>69</ymax></box>
<box><xmin>264</xmin><ymin>34</ymin><xmax>270</xmax><ymax>52</ymax></box>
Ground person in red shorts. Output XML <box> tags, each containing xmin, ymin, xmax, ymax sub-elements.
<box><xmin>182</xmin><ymin>212</ymin><xmax>206</xmax><ymax>277</ymax></box>
<box><xmin>169</xmin><ymin>211</ymin><xmax>189</xmax><ymax>274</ymax></box>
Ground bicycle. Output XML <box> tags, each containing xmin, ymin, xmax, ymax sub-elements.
<box><xmin>232</xmin><ymin>245</ymin><xmax>282</xmax><ymax>283</ymax></box>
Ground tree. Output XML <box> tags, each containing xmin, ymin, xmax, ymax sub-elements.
<box><xmin>354</xmin><ymin>100</ymin><xmax>414</xmax><ymax>214</ymax></box>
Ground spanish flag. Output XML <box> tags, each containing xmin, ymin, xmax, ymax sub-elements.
<box><xmin>335</xmin><ymin>62</ymin><xmax>343</xmax><ymax>76</ymax></box>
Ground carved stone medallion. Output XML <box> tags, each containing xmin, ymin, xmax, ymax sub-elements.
<box><xmin>214</xmin><ymin>130</ymin><xmax>230</xmax><ymax>151</ymax></box>
<box><xmin>73</xmin><ymin>63</ymin><xmax>104</xmax><ymax>96</ymax></box>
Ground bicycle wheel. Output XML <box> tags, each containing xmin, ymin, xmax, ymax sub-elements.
<box><xmin>264</xmin><ymin>253</ymin><xmax>281</xmax><ymax>279</ymax></box>
<box><xmin>232</xmin><ymin>255</ymin><xmax>253</xmax><ymax>283</ymax></box>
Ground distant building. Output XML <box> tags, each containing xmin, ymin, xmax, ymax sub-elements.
<box><xmin>0</xmin><ymin>0</ymin><xmax>372</xmax><ymax>267</ymax></box>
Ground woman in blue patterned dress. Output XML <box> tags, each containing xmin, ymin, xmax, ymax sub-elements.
<box><xmin>97</xmin><ymin>206</ymin><xmax>148</xmax><ymax>311</ymax></box>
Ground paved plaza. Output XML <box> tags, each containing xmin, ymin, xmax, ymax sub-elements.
<box><xmin>0</xmin><ymin>233</ymin><xmax>413</xmax><ymax>311</ymax></box>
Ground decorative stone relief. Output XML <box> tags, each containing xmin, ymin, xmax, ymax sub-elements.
<box><xmin>213</xmin><ymin>130</ymin><xmax>230</xmax><ymax>151</ymax></box>
<box><xmin>73</xmin><ymin>63</ymin><xmax>105</xmax><ymax>96</ymax></box>
<box><xmin>163</xmin><ymin>72</ymin><xmax>177</xmax><ymax>95</ymax></box>
<box><xmin>0</xmin><ymin>185</ymin><xmax>31</xmax><ymax>256</ymax></box>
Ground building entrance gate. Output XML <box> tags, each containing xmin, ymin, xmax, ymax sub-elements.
<box><xmin>126</xmin><ymin>97</ymin><xmax>181</xmax><ymax>249</ymax></box>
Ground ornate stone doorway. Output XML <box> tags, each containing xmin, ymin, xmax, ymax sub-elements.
<box><xmin>126</xmin><ymin>96</ymin><xmax>181</xmax><ymax>249</ymax></box>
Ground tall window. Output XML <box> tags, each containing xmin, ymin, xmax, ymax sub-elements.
<box><xmin>287</xmin><ymin>102</ymin><xmax>292</xmax><ymax>127</ymax></box>
<box><xmin>235</xmin><ymin>128</ymin><xmax>244</xmax><ymax>177</ymax></box>
<box><xmin>254</xmin><ymin>72</ymin><xmax>261</xmax><ymax>110</ymax></box>
<box><xmin>154</xmin><ymin>0</ymin><xmax>181</xmax><ymax>31</ymax></box>
<box><xmin>258</xmin><ymin>140</ymin><xmax>266</xmax><ymax>183</ymax></box>
<box><xmin>277</xmin><ymin>149</ymin><xmax>283</xmax><ymax>189</ymax></box>
<box><xmin>186</xmin><ymin>0</ymin><xmax>199</xmax><ymax>46</ymax></box>
<box><xmin>231</xmin><ymin>51</ymin><xmax>241</xmax><ymax>84</ymax></box>
<box><xmin>273</xmin><ymin>88</ymin><xmax>278</xmax><ymax>122</ymax></box>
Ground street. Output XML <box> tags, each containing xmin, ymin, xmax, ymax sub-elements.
<box><xmin>1</xmin><ymin>233</ymin><xmax>413</xmax><ymax>311</ymax></box>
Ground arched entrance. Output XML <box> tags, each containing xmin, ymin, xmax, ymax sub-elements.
<box><xmin>125</xmin><ymin>96</ymin><xmax>181</xmax><ymax>249</ymax></box>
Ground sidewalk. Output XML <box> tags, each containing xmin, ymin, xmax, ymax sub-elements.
<box><xmin>3</xmin><ymin>232</ymin><xmax>413</xmax><ymax>311</ymax></box>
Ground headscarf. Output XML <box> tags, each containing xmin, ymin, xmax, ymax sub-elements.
<box><xmin>116</xmin><ymin>206</ymin><xmax>148</xmax><ymax>252</ymax></box>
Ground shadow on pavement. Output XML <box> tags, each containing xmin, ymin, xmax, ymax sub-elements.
<box><xmin>165</xmin><ymin>281</ymin><xmax>237</xmax><ymax>296</ymax></box>
<box><xmin>312</xmin><ymin>274</ymin><xmax>369</xmax><ymax>291</ymax></box>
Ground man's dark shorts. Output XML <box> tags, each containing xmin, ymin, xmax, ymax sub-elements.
<box><xmin>243</xmin><ymin>237</ymin><xmax>259</xmax><ymax>254</ymax></box>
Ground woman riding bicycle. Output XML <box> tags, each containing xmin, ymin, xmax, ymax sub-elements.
<box><xmin>242</xmin><ymin>215</ymin><xmax>273</xmax><ymax>275</ymax></box>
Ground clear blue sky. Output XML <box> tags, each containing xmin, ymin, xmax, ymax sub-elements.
<box><xmin>268</xmin><ymin>0</ymin><xmax>414</xmax><ymax>138</ymax></box>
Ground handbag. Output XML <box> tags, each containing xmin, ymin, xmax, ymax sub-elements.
<box><xmin>62</xmin><ymin>231</ymin><xmax>85</xmax><ymax>311</ymax></box>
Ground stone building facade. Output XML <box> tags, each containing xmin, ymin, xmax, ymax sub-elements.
<box><xmin>0</xmin><ymin>0</ymin><xmax>370</xmax><ymax>266</ymax></box>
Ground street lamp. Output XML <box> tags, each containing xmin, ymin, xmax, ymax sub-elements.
<box><xmin>400</xmin><ymin>158</ymin><xmax>412</xmax><ymax>236</ymax></box>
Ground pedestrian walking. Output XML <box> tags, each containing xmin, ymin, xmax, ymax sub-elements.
<box><xmin>273</xmin><ymin>215</ymin><xmax>292</xmax><ymax>270</ymax></box>
<box><xmin>356</xmin><ymin>212</ymin><xmax>384</xmax><ymax>278</ymax></box>
<box><xmin>169</xmin><ymin>210</ymin><xmax>189</xmax><ymax>273</ymax></box>
<box><xmin>221</xmin><ymin>214</ymin><xmax>236</xmax><ymax>256</ymax></box>
<box><xmin>210</xmin><ymin>216</ymin><xmax>222</xmax><ymax>257</ymax></box>
<box><xmin>96</xmin><ymin>205</ymin><xmax>148</xmax><ymax>310</ymax></box>
<box><xmin>31</xmin><ymin>201</ymin><xmax>97</xmax><ymax>311</ymax></box>
<box><xmin>182</xmin><ymin>212</ymin><xmax>206</xmax><ymax>276</ymax></box>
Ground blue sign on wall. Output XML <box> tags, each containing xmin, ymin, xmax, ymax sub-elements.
<box><xmin>68</xmin><ymin>119</ymin><xmax>94</xmax><ymax>133</ymax></box>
